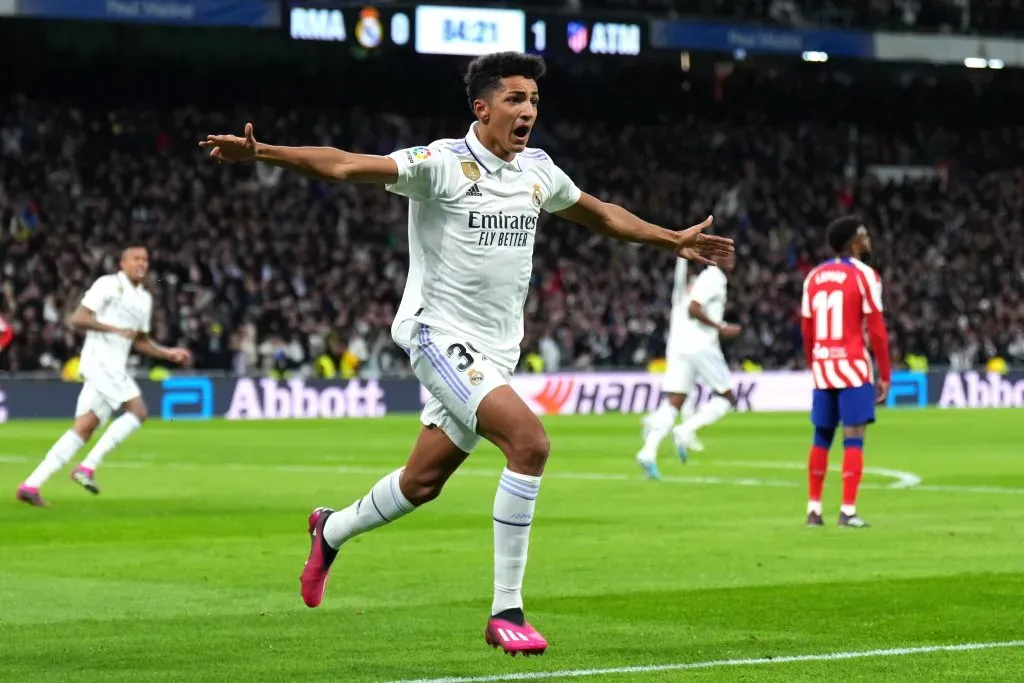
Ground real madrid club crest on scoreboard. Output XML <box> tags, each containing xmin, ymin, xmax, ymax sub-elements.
<box><xmin>286</xmin><ymin>2</ymin><xmax>647</xmax><ymax>58</ymax></box>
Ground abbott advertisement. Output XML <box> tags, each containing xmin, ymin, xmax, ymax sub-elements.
<box><xmin>0</xmin><ymin>371</ymin><xmax>1020</xmax><ymax>422</ymax></box>
<box><xmin>419</xmin><ymin>371</ymin><xmax>817</xmax><ymax>415</ymax></box>
<box><xmin>0</xmin><ymin>377</ymin><xmax>417</xmax><ymax>423</ymax></box>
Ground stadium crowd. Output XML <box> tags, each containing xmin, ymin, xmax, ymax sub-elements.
<box><xmin>1</xmin><ymin>71</ymin><xmax>1023</xmax><ymax>378</ymax></box>
<box><xmin>542</xmin><ymin>0</ymin><xmax>1024</xmax><ymax>36</ymax></box>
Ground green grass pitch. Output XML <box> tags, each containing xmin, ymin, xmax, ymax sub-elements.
<box><xmin>2</xmin><ymin>409</ymin><xmax>1023</xmax><ymax>681</ymax></box>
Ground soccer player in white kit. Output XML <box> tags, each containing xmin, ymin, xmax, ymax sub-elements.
<box><xmin>200</xmin><ymin>52</ymin><xmax>734</xmax><ymax>655</ymax></box>
<box><xmin>16</xmin><ymin>246</ymin><xmax>191</xmax><ymax>507</ymax></box>
<box><xmin>636</xmin><ymin>253</ymin><xmax>741</xmax><ymax>479</ymax></box>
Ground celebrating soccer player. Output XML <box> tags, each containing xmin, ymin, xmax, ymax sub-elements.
<box><xmin>17</xmin><ymin>246</ymin><xmax>192</xmax><ymax>507</ymax></box>
<box><xmin>800</xmin><ymin>216</ymin><xmax>891</xmax><ymax>528</ymax></box>
<box><xmin>200</xmin><ymin>51</ymin><xmax>734</xmax><ymax>654</ymax></box>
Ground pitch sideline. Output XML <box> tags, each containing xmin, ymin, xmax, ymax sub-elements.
<box><xmin>383</xmin><ymin>639</ymin><xmax>1024</xmax><ymax>683</ymax></box>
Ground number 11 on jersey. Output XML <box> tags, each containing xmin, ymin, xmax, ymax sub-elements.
<box><xmin>811</xmin><ymin>290</ymin><xmax>844</xmax><ymax>341</ymax></box>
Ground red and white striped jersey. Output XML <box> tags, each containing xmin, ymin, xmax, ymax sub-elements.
<box><xmin>800</xmin><ymin>258</ymin><xmax>888</xmax><ymax>390</ymax></box>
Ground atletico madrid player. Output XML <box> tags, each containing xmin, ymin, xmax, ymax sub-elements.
<box><xmin>800</xmin><ymin>216</ymin><xmax>891</xmax><ymax>528</ymax></box>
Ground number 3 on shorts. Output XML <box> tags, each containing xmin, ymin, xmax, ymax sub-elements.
<box><xmin>445</xmin><ymin>342</ymin><xmax>480</xmax><ymax>372</ymax></box>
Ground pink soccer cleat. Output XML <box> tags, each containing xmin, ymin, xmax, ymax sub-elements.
<box><xmin>300</xmin><ymin>507</ymin><xmax>337</xmax><ymax>608</ymax></box>
<box><xmin>16</xmin><ymin>485</ymin><xmax>48</xmax><ymax>508</ymax></box>
<box><xmin>485</xmin><ymin>617</ymin><xmax>548</xmax><ymax>656</ymax></box>
<box><xmin>71</xmin><ymin>466</ymin><xmax>100</xmax><ymax>495</ymax></box>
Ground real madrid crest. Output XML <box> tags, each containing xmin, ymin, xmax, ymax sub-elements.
<box><xmin>355</xmin><ymin>8</ymin><xmax>382</xmax><ymax>49</ymax></box>
<box><xmin>461</xmin><ymin>161</ymin><xmax>481</xmax><ymax>182</ymax></box>
<box><xmin>468</xmin><ymin>368</ymin><xmax>484</xmax><ymax>386</ymax></box>
<box><xmin>532</xmin><ymin>184</ymin><xmax>543</xmax><ymax>209</ymax></box>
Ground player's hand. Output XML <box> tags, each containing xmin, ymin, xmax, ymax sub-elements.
<box><xmin>675</xmin><ymin>216</ymin><xmax>734</xmax><ymax>266</ymax></box>
<box><xmin>719</xmin><ymin>323</ymin><xmax>743</xmax><ymax>339</ymax></box>
<box><xmin>875</xmin><ymin>380</ymin><xmax>890</xmax><ymax>405</ymax></box>
<box><xmin>115</xmin><ymin>328</ymin><xmax>137</xmax><ymax>341</ymax></box>
<box><xmin>199</xmin><ymin>122</ymin><xmax>258</xmax><ymax>163</ymax></box>
<box><xmin>166</xmin><ymin>348</ymin><xmax>193</xmax><ymax>366</ymax></box>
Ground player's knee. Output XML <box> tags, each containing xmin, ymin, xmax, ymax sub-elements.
<box><xmin>73</xmin><ymin>424</ymin><xmax>96</xmax><ymax>441</ymax></box>
<box><xmin>505</xmin><ymin>431</ymin><xmax>550</xmax><ymax>476</ymax></box>
<box><xmin>127</xmin><ymin>403</ymin><xmax>148</xmax><ymax>422</ymax></box>
<box><xmin>667</xmin><ymin>393</ymin><xmax>687</xmax><ymax>410</ymax></box>
<box><xmin>73</xmin><ymin>413</ymin><xmax>100</xmax><ymax>440</ymax></box>
<box><xmin>843</xmin><ymin>426</ymin><xmax>865</xmax><ymax>441</ymax></box>
<box><xmin>813</xmin><ymin>426</ymin><xmax>836</xmax><ymax>448</ymax></box>
<box><xmin>399</xmin><ymin>468</ymin><xmax>447</xmax><ymax>506</ymax></box>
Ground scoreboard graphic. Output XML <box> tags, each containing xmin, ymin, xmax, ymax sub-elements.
<box><xmin>286</xmin><ymin>2</ymin><xmax>646</xmax><ymax>58</ymax></box>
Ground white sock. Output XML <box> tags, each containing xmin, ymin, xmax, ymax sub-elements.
<box><xmin>682</xmin><ymin>394</ymin><xmax>697</xmax><ymax>422</ymax></box>
<box><xmin>807</xmin><ymin>500</ymin><xmax>823</xmax><ymax>515</ymax></box>
<box><xmin>80</xmin><ymin>413</ymin><xmax>142</xmax><ymax>471</ymax></box>
<box><xmin>322</xmin><ymin>468</ymin><xmax>415</xmax><ymax>549</ymax></box>
<box><xmin>492</xmin><ymin>468</ymin><xmax>541</xmax><ymax>616</ymax></box>
<box><xmin>25</xmin><ymin>430</ymin><xmax>85</xmax><ymax>488</ymax></box>
<box><xmin>840</xmin><ymin>504</ymin><xmax>857</xmax><ymax>516</ymax></box>
<box><xmin>639</xmin><ymin>400</ymin><xmax>680</xmax><ymax>459</ymax></box>
<box><xmin>685</xmin><ymin>395</ymin><xmax>732</xmax><ymax>433</ymax></box>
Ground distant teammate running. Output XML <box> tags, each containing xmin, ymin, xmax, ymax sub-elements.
<box><xmin>801</xmin><ymin>217</ymin><xmax>890</xmax><ymax>528</ymax></box>
<box><xmin>637</xmin><ymin>254</ymin><xmax>741</xmax><ymax>479</ymax></box>
<box><xmin>17</xmin><ymin>246</ymin><xmax>191</xmax><ymax>507</ymax></box>
<box><xmin>200</xmin><ymin>52</ymin><xmax>734</xmax><ymax>654</ymax></box>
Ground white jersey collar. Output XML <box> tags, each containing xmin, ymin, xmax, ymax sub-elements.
<box><xmin>465</xmin><ymin>123</ymin><xmax>521</xmax><ymax>174</ymax></box>
<box><xmin>117</xmin><ymin>270</ymin><xmax>142</xmax><ymax>290</ymax></box>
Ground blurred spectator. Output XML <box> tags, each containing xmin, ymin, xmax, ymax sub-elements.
<box><xmin>1</xmin><ymin>77</ymin><xmax>1022</xmax><ymax>376</ymax></box>
<box><xmin>577</xmin><ymin>0</ymin><xmax>1021</xmax><ymax>35</ymax></box>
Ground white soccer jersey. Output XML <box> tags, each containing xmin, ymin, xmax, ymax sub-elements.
<box><xmin>386</xmin><ymin>124</ymin><xmax>582</xmax><ymax>368</ymax></box>
<box><xmin>79</xmin><ymin>271</ymin><xmax>152</xmax><ymax>374</ymax></box>
<box><xmin>666</xmin><ymin>259</ymin><xmax>690</xmax><ymax>350</ymax></box>
<box><xmin>673</xmin><ymin>266</ymin><xmax>728</xmax><ymax>351</ymax></box>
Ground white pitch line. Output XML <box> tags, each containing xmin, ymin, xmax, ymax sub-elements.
<box><xmin>2</xmin><ymin>455</ymin><xmax>1023</xmax><ymax>495</ymax></box>
<box><xmin>383</xmin><ymin>639</ymin><xmax>1024</xmax><ymax>683</ymax></box>
<box><xmin>0</xmin><ymin>456</ymin><xmax>798</xmax><ymax>490</ymax></box>
<box><xmin>914</xmin><ymin>483</ymin><xmax>1024</xmax><ymax>495</ymax></box>
<box><xmin>714</xmin><ymin>459</ymin><xmax>922</xmax><ymax>489</ymax></box>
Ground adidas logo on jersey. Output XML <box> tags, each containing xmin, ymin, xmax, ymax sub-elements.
<box><xmin>466</xmin><ymin>184</ymin><xmax>483</xmax><ymax>197</ymax></box>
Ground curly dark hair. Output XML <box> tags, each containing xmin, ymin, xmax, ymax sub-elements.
<box><xmin>463</xmin><ymin>51</ymin><xmax>546</xmax><ymax>112</ymax></box>
<box><xmin>826</xmin><ymin>215</ymin><xmax>864</xmax><ymax>254</ymax></box>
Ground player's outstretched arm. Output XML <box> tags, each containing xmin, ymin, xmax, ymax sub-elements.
<box><xmin>133</xmin><ymin>333</ymin><xmax>192</xmax><ymax>366</ymax></box>
<box><xmin>199</xmin><ymin>123</ymin><xmax>399</xmax><ymax>184</ymax></box>
<box><xmin>555</xmin><ymin>193</ymin><xmax>733</xmax><ymax>265</ymax></box>
<box><xmin>69</xmin><ymin>306</ymin><xmax>134</xmax><ymax>340</ymax></box>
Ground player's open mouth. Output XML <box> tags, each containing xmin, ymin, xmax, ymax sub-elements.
<box><xmin>512</xmin><ymin>125</ymin><xmax>530</xmax><ymax>141</ymax></box>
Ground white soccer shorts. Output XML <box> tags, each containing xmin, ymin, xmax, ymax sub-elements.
<box><xmin>75</xmin><ymin>366</ymin><xmax>141</xmax><ymax>423</ymax></box>
<box><xmin>398</xmin><ymin>321</ymin><xmax>510</xmax><ymax>453</ymax></box>
<box><xmin>663</xmin><ymin>344</ymin><xmax>732</xmax><ymax>396</ymax></box>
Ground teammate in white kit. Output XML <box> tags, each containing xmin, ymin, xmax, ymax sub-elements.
<box><xmin>200</xmin><ymin>52</ymin><xmax>734</xmax><ymax>654</ymax></box>
<box><xmin>16</xmin><ymin>247</ymin><xmax>191</xmax><ymax>507</ymax></box>
<box><xmin>636</xmin><ymin>253</ymin><xmax>741</xmax><ymax>479</ymax></box>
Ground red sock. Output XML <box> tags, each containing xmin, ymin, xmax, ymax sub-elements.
<box><xmin>808</xmin><ymin>446</ymin><xmax>829</xmax><ymax>502</ymax></box>
<box><xmin>842</xmin><ymin>445</ymin><xmax>864</xmax><ymax>508</ymax></box>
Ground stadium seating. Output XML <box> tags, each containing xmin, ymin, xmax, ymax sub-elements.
<box><xmin>2</xmin><ymin>73</ymin><xmax>1022</xmax><ymax>376</ymax></box>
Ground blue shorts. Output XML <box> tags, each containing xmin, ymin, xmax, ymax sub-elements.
<box><xmin>811</xmin><ymin>384</ymin><xmax>876</xmax><ymax>429</ymax></box>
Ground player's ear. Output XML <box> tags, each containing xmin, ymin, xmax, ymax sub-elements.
<box><xmin>473</xmin><ymin>98</ymin><xmax>489</xmax><ymax>124</ymax></box>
